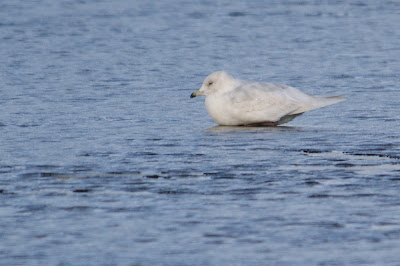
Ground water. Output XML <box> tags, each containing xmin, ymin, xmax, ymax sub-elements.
<box><xmin>1</xmin><ymin>0</ymin><xmax>400</xmax><ymax>264</ymax></box>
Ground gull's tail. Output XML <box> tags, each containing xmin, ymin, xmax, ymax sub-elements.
<box><xmin>314</xmin><ymin>95</ymin><xmax>347</xmax><ymax>107</ymax></box>
<box><xmin>293</xmin><ymin>95</ymin><xmax>347</xmax><ymax>114</ymax></box>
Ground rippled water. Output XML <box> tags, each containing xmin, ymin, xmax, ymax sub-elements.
<box><xmin>1</xmin><ymin>0</ymin><xmax>400</xmax><ymax>264</ymax></box>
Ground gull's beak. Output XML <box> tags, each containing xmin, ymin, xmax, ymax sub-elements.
<box><xmin>190</xmin><ymin>90</ymin><xmax>204</xmax><ymax>98</ymax></box>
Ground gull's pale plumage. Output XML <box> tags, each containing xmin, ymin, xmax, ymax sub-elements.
<box><xmin>190</xmin><ymin>71</ymin><xmax>346</xmax><ymax>126</ymax></box>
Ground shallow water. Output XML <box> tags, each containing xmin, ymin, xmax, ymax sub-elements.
<box><xmin>1</xmin><ymin>0</ymin><xmax>400</xmax><ymax>265</ymax></box>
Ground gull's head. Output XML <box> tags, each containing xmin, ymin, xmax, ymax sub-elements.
<box><xmin>190</xmin><ymin>71</ymin><xmax>234</xmax><ymax>98</ymax></box>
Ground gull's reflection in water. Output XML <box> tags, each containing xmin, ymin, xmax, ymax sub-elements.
<box><xmin>207</xmin><ymin>125</ymin><xmax>306</xmax><ymax>133</ymax></box>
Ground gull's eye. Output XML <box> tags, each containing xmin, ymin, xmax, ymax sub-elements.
<box><xmin>208</xmin><ymin>81</ymin><xmax>213</xmax><ymax>86</ymax></box>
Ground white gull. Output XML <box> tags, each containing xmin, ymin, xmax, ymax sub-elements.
<box><xmin>191</xmin><ymin>71</ymin><xmax>346</xmax><ymax>126</ymax></box>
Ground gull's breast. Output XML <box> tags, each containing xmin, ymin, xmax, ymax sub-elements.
<box><xmin>205</xmin><ymin>94</ymin><xmax>241</xmax><ymax>126</ymax></box>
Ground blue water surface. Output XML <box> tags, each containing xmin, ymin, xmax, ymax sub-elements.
<box><xmin>1</xmin><ymin>0</ymin><xmax>400</xmax><ymax>265</ymax></box>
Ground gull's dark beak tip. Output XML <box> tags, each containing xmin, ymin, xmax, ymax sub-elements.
<box><xmin>190</xmin><ymin>93</ymin><xmax>196</xmax><ymax>98</ymax></box>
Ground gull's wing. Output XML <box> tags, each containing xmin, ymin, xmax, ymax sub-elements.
<box><xmin>227</xmin><ymin>82</ymin><xmax>308</xmax><ymax>123</ymax></box>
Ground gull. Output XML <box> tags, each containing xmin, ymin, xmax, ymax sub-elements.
<box><xmin>190</xmin><ymin>71</ymin><xmax>346</xmax><ymax>126</ymax></box>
